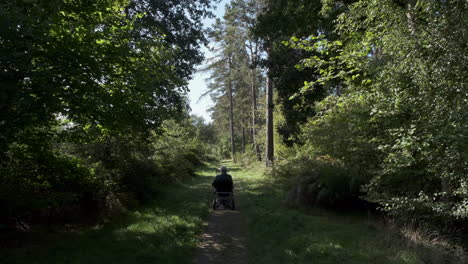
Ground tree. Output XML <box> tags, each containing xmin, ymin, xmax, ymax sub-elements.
<box><xmin>231</xmin><ymin>0</ymin><xmax>264</xmax><ymax>161</ymax></box>
<box><xmin>265</xmin><ymin>45</ymin><xmax>274</xmax><ymax>166</ymax></box>
<box><xmin>254</xmin><ymin>0</ymin><xmax>342</xmax><ymax>146</ymax></box>
<box><xmin>0</xmin><ymin>0</ymin><xmax>218</xmax><ymax>146</ymax></box>
<box><xmin>202</xmin><ymin>17</ymin><xmax>238</xmax><ymax>161</ymax></box>
<box><xmin>0</xmin><ymin>0</ymin><xmax>216</xmax><ymax>222</ymax></box>
<box><xmin>203</xmin><ymin>1</ymin><xmax>262</xmax><ymax>162</ymax></box>
<box><xmin>292</xmin><ymin>0</ymin><xmax>468</xmax><ymax>222</ymax></box>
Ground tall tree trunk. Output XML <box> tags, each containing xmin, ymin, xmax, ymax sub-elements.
<box><xmin>406</xmin><ymin>0</ymin><xmax>417</xmax><ymax>35</ymax></box>
<box><xmin>336</xmin><ymin>84</ymin><xmax>342</xmax><ymax>96</ymax></box>
<box><xmin>265</xmin><ymin>62</ymin><xmax>274</xmax><ymax>167</ymax></box>
<box><xmin>228</xmin><ymin>56</ymin><xmax>236</xmax><ymax>162</ymax></box>
<box><xmin>406</xmin><ymin>0</ymin><xmax>421</xmax><ymax>51</ymax></box>
<box><xmin>241</xmin><ymin>124</ymin><xmax>245</xmax><ymax>154</ymax></box>
<box><xmin>250</xmin><ymin>67</ymin><xmax>262</xmax><ymax>161</ymax></box>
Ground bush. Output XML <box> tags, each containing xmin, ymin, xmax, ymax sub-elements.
<box><xmin>277</xmin><ymin>154</ymin><xmax>367</xmax><ymax>208</ymax></box>
<box><xmin>0</xmin><ymin>143</ymin><xmax>103</xmax><ymax>224</ymax></box>
<box><xmin>0</xmin><ymin>117</ymin><xmax>211</xmax><ymax>226</ymax></box>
<box><xmin>119</xmin><ymin>158</ymin><xmax>160</xmax><ymax>202</ymax></box>
<box><xmin>236</xmin><ymin>146</ymin><xmax>258</xmax><ymax>167</ymax></box>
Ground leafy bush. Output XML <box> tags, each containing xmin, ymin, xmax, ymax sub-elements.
<box><xmin>119</xmin><ymin>158</ymin><xmax>160</xmax><ymax>202</ymax></box>
<box><xmin>0</xmin><ymin>116</ymin><xmax>211</xmax><ymax>226</ymax></box>
<box><xmin>236</xmin><ymin>146</ymin><xmax>259</xmax><ymax>167</ymax></box>
<box><xmin>277</xmin><ymin>154</ymin><xmax>367</xmax><ymax>208</ymax></box>
<box><xmin>296</xmin><ymin>91</ymin><xmax>467</xmax><ymax>224</ymax></box>
<box><xmin>0</xmin><ymin>142</ymin><xmax>103</xmax><ymax>223</ymax></box>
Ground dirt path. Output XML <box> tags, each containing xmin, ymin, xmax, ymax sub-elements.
<box><xmin>193</xmin><ymin>200</ymin><xmax>247</xmax><ymax>264</ymax></box>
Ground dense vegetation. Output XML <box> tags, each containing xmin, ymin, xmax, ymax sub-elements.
<box><xmin>0</xmin><ymin>0</ymin><xmax>217</xmax><ymax>226</ymax></box>
<box><xmin>2</xmin><ymin>165</ymin><xmax>215</xmax><ymax>264</ymax></box>
<box><xmin>203</xmin><ymin>0</ymin><xmax>467</xmax><ymax>254</ymax></box>
<box><xmin>237</xmin><ymin>163</ymin><xmax>465</xmax><ymax>264</ymax></box>
<box><xmin>1</xmin><ymin>0</ymin><xmax>466</xmax><ymax>262</ymax></box>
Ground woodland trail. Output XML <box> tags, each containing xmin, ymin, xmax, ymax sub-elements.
<box><xmin>3</xmin><ymin>162</ymin><xmax>453</xmax><ymax>264</ymax></box>
<box><xmin>193</xmin><ymin>208</ymin><xmax>247</xmax><ymax>264</ymax></box>
<box><xmin>193</xmin><ymin>180</ymin><xmax>247</xmax><ymax>264</ymax></box>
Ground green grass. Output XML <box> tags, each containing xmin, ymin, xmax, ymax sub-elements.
<box><xmin>2</xmin><ymin>161</ymin><xmax>457</xmax><ymax>264</ymax></box>
<box><xmin>225</xmin><ymin>161</ymin><xmax>427</xmax><ymax>264</ymax></box>
<box><xmin>1</xmin><ymin>164</ymin><xmax>216</xmax><ymax>264</ymax></box>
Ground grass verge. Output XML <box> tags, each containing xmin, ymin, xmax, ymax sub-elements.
<box><xmin>0</xmin><ymin>164</ymin><xmax>216</xmax><ymax>264</ymax></box>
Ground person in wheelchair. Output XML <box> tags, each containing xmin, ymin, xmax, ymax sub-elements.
<box><xmin>212</xmin><ymin>166</ymin><xmax>235</xmax><ymax>210</ymax></box>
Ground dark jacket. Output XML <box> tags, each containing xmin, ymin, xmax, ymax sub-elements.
<box><xmin>212</xmin><ymin>173</ymin><xmax>233</xmax><ymax>193</ymax></box>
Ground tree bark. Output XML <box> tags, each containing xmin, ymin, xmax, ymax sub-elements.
<box><xmin>241</xmin><ymin>124</ymin><xmax>245</xmax><ymax>154</ymax></box>
<box><xmin>406</xmin><ymin>0</ymin><xmax>417</xmax><ymax>35</ymax></box>
<box><xmin>228</xmin><ymin>56</ymin><xmax>236</xmax><ymax>162</ymax></box>
<box><xmin>336</xmin><ymin>84</ymin><xmax>342</xmax><ymax>96</ymax></box>
<box><xmin>406</xmin><ymin>0</ymin><xmax>421</xmax><ymax>51</ymax></box>
<box><xmin>250</xmin><ymin>67</ymin><xmax>262</xmax><ymax>161</ymax></box>
<box><xmin>265</xmin><ymin>64</ymin><xmax>274</xmax><ymax>167</ymax></box>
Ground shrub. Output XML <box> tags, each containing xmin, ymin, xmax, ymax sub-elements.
<box><xmin>277</xmin><ymin>154</ymin><xmax>367</xmax><ymax>208</ymax></box>
<box><xmin>0</xmin><ymin>143</ymin><xmax>103</xmax><ymax>224</ymax></box>
<box><xmin>236</xmin><ymin>146</ymin><xmax>258</xmax><ymax>167</ymax></box>
<box><xmin>0</xmin><ymin>117</ymin><xmax>210</xmax><ymax>226</ymax></box>
<box><xmin>119</xmin><ymin>158</ymin><xmax>160</xmax><ymax>202</ymax></box>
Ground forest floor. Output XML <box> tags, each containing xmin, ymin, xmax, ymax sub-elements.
<box><xmin>1</xmin><ymin>161</ymin><xmax>459</xmax><ymax>264</ymax></box>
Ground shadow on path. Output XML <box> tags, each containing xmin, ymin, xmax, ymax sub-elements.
<box><xmin>193</xmin><ymin>209</ymin><xmax>246</xmax><ymax>264</ymax></box>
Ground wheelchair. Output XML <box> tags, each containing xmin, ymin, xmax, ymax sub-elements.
<box><xmin>212</xmin><ymin>191</ymin><xmax>235</xmax><ymax>210</ymax></box>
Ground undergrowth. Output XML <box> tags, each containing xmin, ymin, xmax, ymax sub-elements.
<box><xmin>0</xmin><ymin>164</ymin><xmax>215</xmax><ymax>264</ymax></box>
<box><xmin>234</xmin><ymin>163</ymin><xmax>467</xmax><ymax>264</ymax></box>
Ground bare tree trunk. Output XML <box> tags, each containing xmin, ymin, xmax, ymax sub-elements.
<box><xmin>336</xmin><ymin>84</ymin><xmax>342</xmax><ymax>96</ymax></box>
<box><xmin>241</xmin><ymin>124</ymin><xmax>245</xmax><ymax>154</ymax></box>
<box><xmin>406</xmin><ymin>0</ymin><xmax>421</xmax><ymax>51</ymax></box>
<box><xmin>228</xmin><ymin>56</ymin><xmax>236</xmax><ymax>162</ymax></box>
<box><xmin>406</xmin><ymin>0</ymin><xmax>417</xmax><ymax>35</ymax></box>
<box><xmin>245</xmin><ymin>37</ymin><xmax>262</xmax><ymax>162</ymax></box>
<box><xmin>265</xmin><ymin>66</ymin><xmax>274</xmax><ymax>167</ymax></box>
<box><xmin>250</xmin><ymin>67</ymin><xmax>262</xmax><ymax>161</ymax></box>
<box><xmin>228</xmin><ymin>84</ymin><xmax>235</xmax><ymax>161</ymax></box>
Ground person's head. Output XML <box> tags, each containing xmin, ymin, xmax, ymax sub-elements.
<box><xmin>220</xmin><ymin>166</ymin><xmax>227</xmax><ymax>174</ymax></box>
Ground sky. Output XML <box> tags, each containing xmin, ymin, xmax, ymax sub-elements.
<box><xmin>187</xmin><ymin>0</ymin><xmax>230</xmax><ymax>123</ymax></box>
